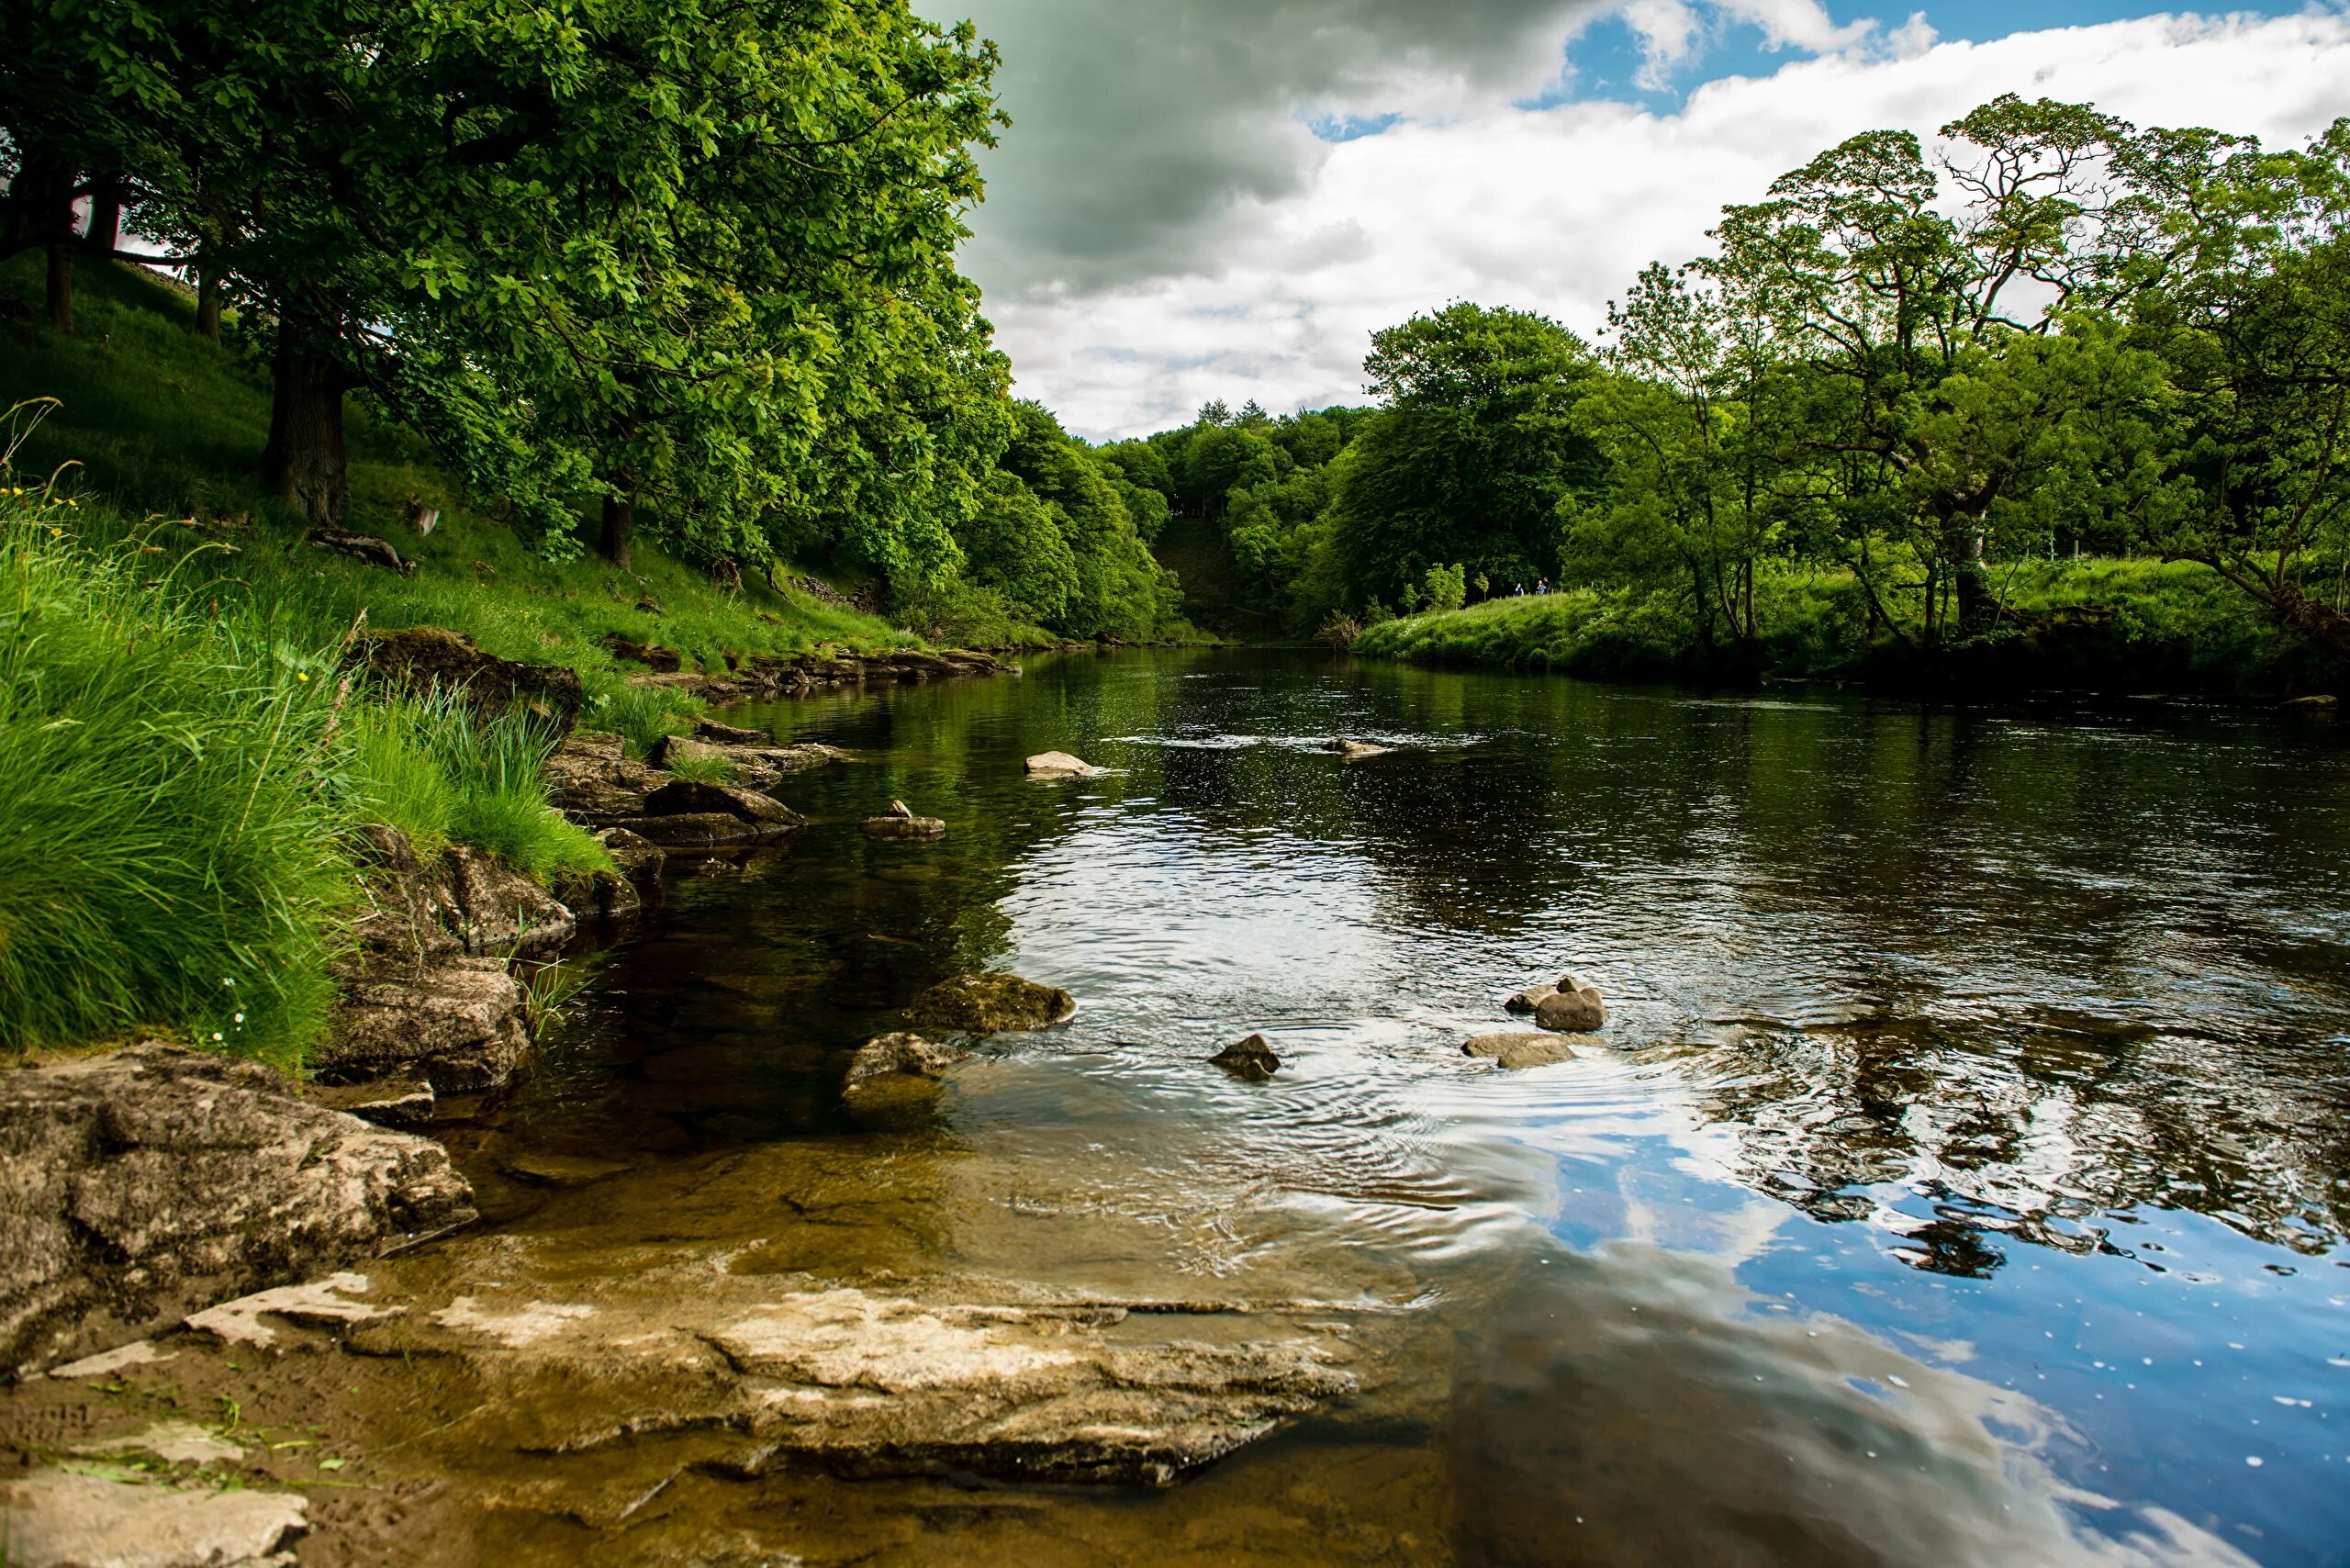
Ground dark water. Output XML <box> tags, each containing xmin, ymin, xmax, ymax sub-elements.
<box><xmin>513</xmin><ymin>649</ymin><xmax>2350</xmax><ymax>1566</ymax></box>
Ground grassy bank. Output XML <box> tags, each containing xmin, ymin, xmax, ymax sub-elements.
<box><xmin>1354</xmin><ymin>561</ymin><xmax>2347</xmax><ymax>698</ymax></box>
<box><xmin>0</xmin><ymin>252</ymin><xmax>954</xmax><ymax>1063</ymax></box>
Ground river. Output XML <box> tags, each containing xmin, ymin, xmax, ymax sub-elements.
<box><xmin>423</xmin><ymin>647</ymin><xmax>2344</xmax><ymax>1565</ymax></box>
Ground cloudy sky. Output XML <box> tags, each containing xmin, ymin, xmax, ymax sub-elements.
<box><xmin>949</xmin><ymin>0</ymin><xmax>2350</xmax><ymax>439</ymax></box>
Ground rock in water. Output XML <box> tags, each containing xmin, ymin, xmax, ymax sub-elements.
<box><xmin>844</xmin><ymin>1032</ymin><xmax>968</xmax><ymax>1092</ymax></box>
<box><xmin>903</xmin><ymin>974</ymin><xmax>1077</xmax><ymax>1032</ymax></box>
<box><xmin>1503</xmin><ymin>983</ymin><xmax>1557</xmax><ymax>1015</ymax></box>
<box><xmin>1532</xmin><ymin>981</ymin><xmax>1606</xmax><ymax>1033</ymax></box>
<box><xmin>1026</xmin><ymin>751</ymin><xmax>1100</xmax><ymax>778</ymax></box>
<box><xmin>864</xmin><ymin>801</ymin><xmax>946</xmax><ymax>840</ymax></box>
<box><xmin>1324</xmin><ymin>738</ymin><xmax>1391</xmax><ymax>759</ymax></box>
<box><xmin>1462</xmin><ymin>1033</ymin><xmax>1580</xmax><ymax>1069</ymax></box>
<box><xmin>319</xmin><ymin>955</ymin><xmax>532</xmax><ymax>1092</ymax></box>
<box><xmin>0</xmin><ymin>1045</ymin><xmax>475</xmax><ymax>1376</ymax></box>
<box><xmin>1209</xmin><ymin>1034</ymin><xmax>1281</xmax><ymax>1081</ymax></box>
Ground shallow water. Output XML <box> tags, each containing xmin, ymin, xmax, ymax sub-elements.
<box><xmin>497</xmin><ymin>648</ymin><xmax>2350</xmax><ymax>1565</ymax></box>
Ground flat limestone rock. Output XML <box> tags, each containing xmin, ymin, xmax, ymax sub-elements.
<box><xmin>1025</xmin><ymin>751</ymin><xmax>1100</xmax><ymax>778</ymax></box>
<box><xmin>1210</xmin><ymin>1034</ymin><xmax>1281</xmax><ymax>1081</ymax></box>
<box><xmin>0</xmin><ymin>1471</ymin><xmax>308</xmax><ymax>1568</ymax></box>
<box><xmin>903</xmin><ymin>974</ymin><xmax>1077</xmax><ymax>1033</ymax></box>
<box><xmin>73</xmin><ymin>1419</ymin><xmax>246</xmax><ymax>1466</ymax></box>
<box><xmin>185</xmin><ymin>1271</ymin><xmax>403</xmax><ymax>1347</ymax></box>
<box><xmin>319</xmin><ymin>956</ymin><xmax>531</xmax><ymax>1092</ymax></box>
<box><xmin>1462</xmin><ymin>1033</ymin><xmax>1583</xmax><ymax>1070</ymax></box>
<box><xmin>845</xmin><ymin>1032</ymin><xmax>968</xmax><ymax>1092</ymax></box>
<box><xmin>405</xmin><ymin>1274</ymin><xmax>1356</xmax><ymax>1489</ymax></box>
<box><xmin>863</xmin><ymin>813</ymin><xmax>946</xmax><ymax>840</ymax></box>
<box><xmin>0</xmin><ymin>1046</ymin><xmax>474</xmax><ymax>1376</ymax></box>
<box><xmin>45</xmin><ymin>1339</ymin><xmax>175</xmax><ymax>1379</ymax></box>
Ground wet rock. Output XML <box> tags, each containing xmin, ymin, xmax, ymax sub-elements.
<box><xmin>185</xmin><ymin>1271</ymin><xmax>402</xmax><ymax>1347</ymax></box>
<box><xmin>318</xmin><ymin>956</ymin><xmax>532</xmax><ymax>1092</ymax></box>
<box><xmin>844</xmin><ymin>1032</ymin><xmax>968</xmax><ymax>1092</ymax></box>
<box><xmin>596</xmin><ymin>825</ymin><xmax>666</xmax><ymax>885</ymax></box>
<box><xmin>498</xmin><ymin>1151</ymin><xmax>632</xmax><ymax>1186</ymax></box>
<box><xmin>1325</xmin><ymin>738</ymin><xmax>1392</xmax><ymax>759</ymax></box>
<box><xmin>903</xmin><ymin>974</ymin><xmax>1077</xmax><ymax>1033</ymax></box>
<box><xmin>304</xmin><ymin>1075</ymin><xmax>437</xmax><ymax>1128</ymax></box>
<box><xmin>0</xmin><ymin>1045</ymin><xmax>475</xmax><ymax>1376</ymax></box>
<box><xmin>620</xmin><ymin>811</ymin><xmax>800</xmax><ymax>849</ymax></box>
<box><xmin>554</xmin><ymin>864</ymin><xmax>640</xmax><ymax>921</ymax></box>
<box><xmin>1533</xmin><ymin>981</ymin><xmax>1606</xmax><ymax>1034</ymax></box>
<box><xmin>0</xmin><ymin>1471</ymin><xmax>308</xmax><ymax>1568</ymax></box>
<box><xmin>354</xmin><ymin>624</ymin><xmax>582</xmax><ymax>729</ymax></box>
<box><xmin>863</xmin><ymin>804</ymin><xmax>947</xmax><ymax>840</ymax></box>
<box><xmin>694</xmin><ymin>718</ymin><xmax>770</xmax><ymax>745</ymax></box>
<box><xmin>398</xmin><ymin>1274</ymin><xmax>1355</xmax><ymax>1489</ymax></box>
<box><xmin>441</xmin><ymin>844</ymin><xmax>576</xmax><ymax>958</ymax></box>
<box><xmin>2281</xmin><ymin>693</ymin><xmax>2338</xmax><ymax>709</ymax></box>
<box><xmin>1502</xmin><ymin>983</ymin><xmax>1557</xmax><ymax>1015</ymax></box>
<box><xmin>1461</xmin><ymin>1033</ymin><xmax>1580</xmax><ymax>1069</ymax></box>
<box><xmin>73</xmin><ymin>1418</ymin><xmax>246</xmax><ymax>1465</ymax></box>
<box><xmin>1210</xmin><ymin>1034</ymin><xmax>1281</xmax><ymax>1081</ymax></box>
<box><xmin>1026</xmin><ymin>750</ymin><xmax>1100</xmax><ymax>778</ymax></box>
<box><xmin>643</xmin><ymin>778</ymin><xmax>803</xmax><ymax>827</ymax></box>
<box><xmin>45</xmin><ymin>1339</ymin><xmax>175</xmax><ymax>1380</ymax></box>
<box><xmin>543</xmin><ymin>731</ymin><xmax>665</xmax><ymax>821</ymax></box>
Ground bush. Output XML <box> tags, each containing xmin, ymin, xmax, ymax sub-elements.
<box><xmin>0</xmin><ymin>486</ymin><xmax>352</xmax><ymax>1060</ymax></box>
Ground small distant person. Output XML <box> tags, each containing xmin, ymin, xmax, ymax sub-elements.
<box><xmin>1536</xmin><ymin>577</ymin><xmax>1550</xmax><ymax>596</ymax></box>
<box><xmin>1513</xmin><ymin>581</ymin><xmax>1525</xmax><ymax>597</ymax></box>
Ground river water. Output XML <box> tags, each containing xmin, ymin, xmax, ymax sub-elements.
<box><xmin>490</xmin><ymin>647</ymin><xmax>2349</xmax><ymax>1566</ymax></box>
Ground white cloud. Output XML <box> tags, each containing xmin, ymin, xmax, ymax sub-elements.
<box><xmin>970</xmin><ymin>12</ymin><xmax>2350</xmax><ymax>440</ymax></box>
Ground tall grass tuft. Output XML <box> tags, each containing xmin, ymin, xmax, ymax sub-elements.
<box><xmin>346</xmin><ymin>687</ymin><xmax>610</xmax><ymax>882</ymax></box>
<box><xmin>0</xmin><ymin>477</ymin><xmax>352</xmax><ymax>1060</ymax></box>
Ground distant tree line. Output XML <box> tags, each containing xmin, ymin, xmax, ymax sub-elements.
<box><xmin>0</xmin><ymin>0</ymin><xmax>1179</xmax><ymax>643</ymax></box>
<box><xmin>1119</xmin><ymin>96</ymin><xmax>2350</xmax><ymax>658</ymax></box>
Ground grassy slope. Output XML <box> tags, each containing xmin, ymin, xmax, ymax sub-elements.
<box><xmin>0</xmin><ymin>253</ymin><xmax>921</xmax><ymax>691</ymax></box>
<box><xmin>1356</xmin><ymin>561</ymin><xmax>2345</xmax><ymax>697</ymax></box>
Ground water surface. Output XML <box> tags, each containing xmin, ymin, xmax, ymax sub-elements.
<box><xmin>508</xmin><ymin>649</ymin><xmax>2350</xmax><ymax>1565</ymax></box>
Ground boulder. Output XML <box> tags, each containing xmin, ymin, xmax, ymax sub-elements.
<box><xmin>693</xmin><ymin>718</ymin><xmax>770</xmax><ymax>745</ymax></box>
<box><xmin>0</xmin><ymin>1045</ymin><xmax>476</xmax><ymax>1376</ymax></box>
<box><xmin>1209</xmin><ymin>1034</ymin><xmax>1281</xmax><ymax>1081</ymax></box>
<box><xmin>643</xmin><ymin>778</ymin><xmax>803</xmax><ymax>826</ymax></box>
<box><xmin>595</xmin><ymin>826</ymin><xmax>666</xmax><ymax>886</ymax></box>
<box><xmin>344</xmin><ymin>826</ymin><xmax>463</xmax><ymax>974</ymax></box>
<box><xmin>616</xmin><ymin>812</ymin><xmax>799</xmax><ymax>849</ymax></box>
<box><xmin>553</xmin><ymin>864</ymin><xmax>639</xmax><ymax>921</ymax></box>
<box><xmin>354</xmin><ymin>625</ymin><xmax>583</xmax><ymax>730</ymax></box>
<box><xmin>1325</xmin><ymin>738</ymin><xmax>1391</xmax><ymax>759</ymax></box>
<box><xmin>864</xmin><ymin>811</ymin><xmax>946</xmax><ymax>840</ymax></box>
<box><xmin>442</xmin><ymin>845</ymin><xmax>576</xmax><ymax>958</ymax></box>
<box><xmin>903</xmin><ymin>974</ymin><xmax>1077</xmax><ymax>1033</ymax></box>
<box><xmin>0</xmin><ymin>1472</ymin><xmax>308</xmax><ymax>1568</ymax></box>
<box><xmin>1026</xmin><ymin>751</ymin><xmax>1100</xmax><ymax>778</ymax></box>
<box><xmin>1461</xmin><ymin>1033</ymin><xmax>1580</xmax><ymax>1070</ymax></box>
<box><xmin>844</xmin><ymin>1032</ymin><xmax>968</xmax><ymax>1092</ymax></box>
<box><xmin>317</xmin><ymin>956</ymin><xmax>532</xmax><ymax>1092</ymax></box>
<box><xmin>543</xmin><ymin>731</ymin><xmax>665</xmax><ymax>821</ymax></box>
<box><xmin>1533</xmin><ymin>983</ymin><xmax>1606</xmax><ymax>1034</ymax></box>
<box><xmin>648</xmin><ymin>732</ymin><xmax>744</xmax><ymax>778</ymax></box>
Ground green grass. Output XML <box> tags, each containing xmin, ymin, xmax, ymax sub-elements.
<box><xmin>0</xmin><ymin>485</ymin><xmax>352</xmax><ymax>1061</ymax></box>
<box><xmin>661</xmin><ymin>748</ymin><xmax>739</xmax><ymax>785</ymax></box>
<box><xmin>1356</xmin><ymin>559</ymin><xmax>2346</xmax><ymax>696</ymax></box>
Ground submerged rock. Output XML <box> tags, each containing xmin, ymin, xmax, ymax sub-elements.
<box><xmin>903</xmin><ymin>974</ymin><xmax>1077</xmax><ymax>1033</ymax></box>
<box><xmin>1209</xmin><ymin>1033</ymin><xmax>1281</xmax><ymax>1081</ymax></box>
<box><xmin>1461</xmin><ymin>1033</ymin><xmax>1581</xmax><ymax>1069</ymax></box>
<box><xmin>319</xmin><ymin>955</ymin><xmax>532</xmax><ymax>1092</ymax></box>
<box><xmin>1025</xmin><ymin>750</ymin><xmax>1100</xmax><ymax>778</ymax></box>
<box><xmin>1324</xmin><ymin>738</ymin><xmax>1392</xmax><ymax>759</ymax></box>
<box><xmin>0</xmin><ymin>1471</ymin><xmax>308</xmax><ymax>1568</ymax></box>
<box><xmin>0</xmin><ymin>1046</ymin><xmax>475</xmax><ymax>1376</ymax></box>
<box><xmin>844</xmin><ymin>1032</ymin><xmax>968</xmax><ymax>1092</ymax></box>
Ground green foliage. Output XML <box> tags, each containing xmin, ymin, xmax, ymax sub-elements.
<box><xmin>0</xmin><ymin>478</ymin><xmax>351</xmax><ymax>1060</ymax></box>
<box><xmin>662</xmin><ymin>749</ymin><xmax>739</xmax><ymax>786</ymax></box>
<box><xmin>583</xmin><ymin>680</ymin><xmax>705</xmax><ymax>760</ymax></box>
<box><xmin>348</xmin><ymin>689</ymin><xmax>610</xmax><ymax>882</ymax></box>
<box><xmin>1422</xmin><ymin>563</ymin><xmax>1467</xmax><ymax>613</ymax></box>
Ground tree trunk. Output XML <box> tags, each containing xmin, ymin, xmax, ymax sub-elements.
<box><xmin>45</xmin><ymin>240</ymin><xmax>73</xmax><ymax>334</ymax></box>
<box><xmin>196</xmin><ymin>268</ymin><xmax>222</xmax><ymax>342</ymax></box>
<box><xmin>600</xmin><ymin>487</ymin><xmax>635</xmax><ymax>570</ymax></box>
<box><xmin>261</xmin><ymin>334</ymin><xmax>348</xmax><ymax>524</ymax></box>
<box><xmin>82</xmin><ymin>175</ymin><xmax>121</xmax><ymax>256</ymax></box>
<box><xmin>1953</xmin><ymin>522</ymin><xmax>1994</xmax><ymax>635</ymax></box>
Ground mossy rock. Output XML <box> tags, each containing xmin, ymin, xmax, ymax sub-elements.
<box><xmin>902</xmin><ymin>974</ymin><xmax>1076</xmax><ymax>1033</ymax></box>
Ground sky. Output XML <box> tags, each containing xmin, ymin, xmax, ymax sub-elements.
<box><xmin>948</xmin><ymin>0</ymin><xmax>2350</xmax><ymax>440</ymax></box>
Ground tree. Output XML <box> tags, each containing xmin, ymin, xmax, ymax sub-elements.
<box><xmin>1329</xmin><ymin>301</ymin><xmax>1602</xmax><ymax>607</ymax></box>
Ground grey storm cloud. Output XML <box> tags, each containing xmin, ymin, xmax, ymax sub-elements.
<box><xmin>956</xmin><ymin>0</ymin><xmax>1609</xmax><ymax>298</ymax></box>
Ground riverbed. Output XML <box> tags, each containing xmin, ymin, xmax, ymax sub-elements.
<box><xmin>53</xmin><ymin>650</ymin><xmax>2350</xmax><ymax>1563</ymax></box>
